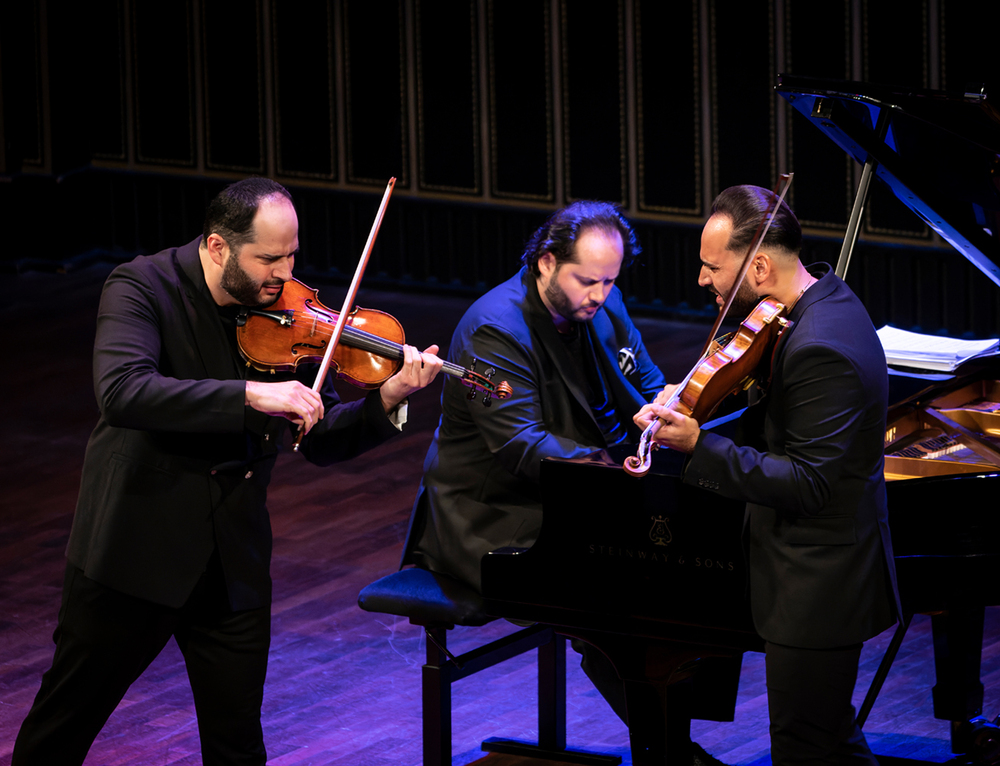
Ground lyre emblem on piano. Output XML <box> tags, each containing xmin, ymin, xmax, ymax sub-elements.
<box><xmin>649</xmin><ymin>516</ymin><xmax>672</xmax><ymax>547</ymax></box>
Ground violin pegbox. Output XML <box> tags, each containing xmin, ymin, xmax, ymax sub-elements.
<box><xmin>464</xmin><ymin>359</ymin><xmax>512</xmax><ymax>407</ymax></box>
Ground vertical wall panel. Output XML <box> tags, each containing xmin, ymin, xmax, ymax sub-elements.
<box><xmin>133</xmin><ymin>0</ymin><xmax>195</xmax><ymax>166</ymax></box>
<box><xmin>90</xmin><ymin>0</ymin><xmax>127</xmax><ymax>161</ymax></box>
<box><xmin>46</xmin><ymin>1</ymin><xmax>107</xmax><ymax>174</ymax></box>
<box><xmin>416</xmin><ymin>0</ymin><xmax>478</xmax><ymax>192</ymax></box>
<box><xmin>488</xmin><ymin>0</ymin><xmax>552</xmax><ymax>201</ymax></box>
<box><xmin>344</xmin><ymin>0</ymin><xmax>407</xmax><ymax>185</ymax></box>
<box><xmin>562</xmin><ymin>0</ymin><xmax>626</xmax><ymax>204</ymax></box>
<box><xmin>941</xmin><ymin>2</ymin><xmax>1000</xmax><ymax>94</ymax></box>
<box><xmin>784</xmin><ymin>0</ymin><xmax>851</xmax><ymax>229</ymax></box>
<box><xmin>711</xmin><ymin>0</ymin><xmax>773</xmax><ymax>193</ymax></box>
<box><xmin>9</xmin><ymin>0</ymin><xmax>999</xmax><ymax>339</ymax></box>
<box><xmin>202</xmin><ymin>1</ymin><xmax>264</xmax><ymax>172</ymax></box>
<box><xmin>863</xmin><ymin>0</ymin><xmax>927</xmax><ymax>88</ymax></box>
<box><xmin>1</xmin><ymin>1</ymin><xmax>45</xmax><ymax>171</ymax></box>
<box><xmin>635</xmin><ymin>0</ymin><xmax>699</xmax><ymax>214</ymax></box>
<box><xmin>273</xmin><ymin>0</ymin><xmax>336</xmax><ymax>179</ymax></box>
<box><xmin>862</xmin><ymin>0</ymin><xmax>927</xmax><ymax>238</ymax></box>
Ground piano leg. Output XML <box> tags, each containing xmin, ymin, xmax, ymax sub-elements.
<box><xmin>621</xmin><ymin>677</ymin><xmax>693</xmax><ymax>765</ymax></box>
<box><xmin>930</xmin><ymin>607</ymin><xmax>987</xmax><ymax>753</ymax></box>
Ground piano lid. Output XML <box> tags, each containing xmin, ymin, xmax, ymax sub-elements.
<box><xmin>774</xmin><ymin>74</ymin><xmax>1000</xmax><ymax>287</ymax></box>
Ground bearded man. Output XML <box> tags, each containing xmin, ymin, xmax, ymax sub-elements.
<box><xmin>404</xmin><ymin>199</ymin><xmax>665</xmax><ymax>592</ymax></box>
<box><xmin>13</xmin><ymin>177</ymin><xmax>443</xmax><ymax>766</ymax></box>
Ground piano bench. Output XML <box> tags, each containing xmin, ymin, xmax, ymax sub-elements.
<box><xmin>358</xmin><ymin>567</ymin><xmax>621</xmax><ymax>766</ymax></box>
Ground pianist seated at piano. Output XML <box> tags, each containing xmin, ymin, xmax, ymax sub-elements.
<box><xmin>638</xmin><ymin>185</ymin><xmax>901</xmax><ymax>766</ymax></box>
<box><xmin>402</xmin><ymin>200</ymin><xmax>735</xmax><ymax>764</ymax></box>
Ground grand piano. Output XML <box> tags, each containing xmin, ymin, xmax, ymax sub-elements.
<box><xmin>481</xmin><ymin>75</ymin><xmax>1000</xmax><ymax>765</ymax></box>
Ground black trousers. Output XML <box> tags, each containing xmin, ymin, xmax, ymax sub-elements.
<box><xmin>765</xmin><ymin>641</ymin><xmax>878</xmax><ymax>766</ymax></box>
<box><xmin>12</xmin><ymin>555</ymin><xmax>271</xmax><ymax>766</ymax></box>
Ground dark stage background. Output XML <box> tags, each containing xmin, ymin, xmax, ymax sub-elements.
<box><xmin>2</xmin><ymin>0</ymin><xmax>1000</xmax><ymax>334</ymax></box>
<box><xmin>2</xmin><ymin>1</ymin><xmax>999</xmax><ymax>764</ymax></box>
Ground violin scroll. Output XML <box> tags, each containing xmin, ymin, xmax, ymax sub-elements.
<box><xmin>623</xmin><ymin>425</ymin><xmax>658</xmax><ymax>477</ymax></box>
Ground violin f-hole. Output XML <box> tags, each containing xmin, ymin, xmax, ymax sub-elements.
<box><xmin>291</xmin><ymin>340</ymin><xmax>328</xmax><ymax>357</ymax></box>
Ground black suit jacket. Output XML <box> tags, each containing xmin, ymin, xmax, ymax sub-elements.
<box><xmin>66</xmin><ymin>238</ymin><xmax>401</xmax><ymax>610</ymax></box>
<box><xmin>403</xmin><ymin>267</ymin><xmax>667</xmax><ymax>590</ymax></box>
<box><xmin>684</xmin><ymin>264</ymin><xmax>900</xmax><ymax>648</ymax></box>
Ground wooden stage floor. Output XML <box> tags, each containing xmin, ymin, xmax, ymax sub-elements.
<box><xmin>1</xmin><ymin>264</ymin><xmax>997</xmax><ymax>765</ymax></box>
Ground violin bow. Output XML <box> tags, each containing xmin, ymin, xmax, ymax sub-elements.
<box><xmin>292</xmin><ymin>177</ymin><xmax>396</xmax><ymax>452</ymax></box>
<box><xmin>623</xmin><ymin>173</ymin><xmax>793</xmax><ymax>477</ymax></box>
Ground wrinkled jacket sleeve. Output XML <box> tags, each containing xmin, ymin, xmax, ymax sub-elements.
<box><xmin>453</xmin><ymin>324</ymin><xmax>608</xmax><ymax>485</ymax></box>
<box><xmin>684</xmin><ymin>341</ymin><xmax>871</xmax><ymax>516</ymax></box>
<box><xmin>296</xmin><ymin>384</ymin><xmax>401</xmax><ymax>467</ymax></box>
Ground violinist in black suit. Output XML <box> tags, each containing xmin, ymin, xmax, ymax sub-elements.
<box><xmin>640</xmin><ymin>185</ymin><xmax>900</xmax><ymax>765</ymax></box>
<box><xmin>13</xmin><ymin>177</ymin><xmax>443</xmax><ymax>766</ymax></box>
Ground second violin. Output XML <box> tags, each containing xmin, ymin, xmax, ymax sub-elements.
<box><xmin>623</xmin><ymin>297</ymin><xmax>788</xmax><ymax>476</ymax></box>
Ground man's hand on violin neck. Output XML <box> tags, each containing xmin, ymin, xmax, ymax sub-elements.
<box><xmin>646</xmin><ymin>404</ymin><xmax>700</xmax><ymax>455</ymax></box>
<box><xmin>633</xmin><ymin>385</ymin><xmax>680</xmax><ymax>431</ymax></box>
<box><xmin>379</xmin><ymin>344</ymin><xmax>444</xmax><ymax>413</ymax></box>
<box><xmin>654</xmin><ymin>384</ymin><xmax>678</xmax><ymax>405</ymax></box>
<box><xmin>245</xmin><ymin>380</ymin><xmax>325</xmax><ymax>433</ymax></box>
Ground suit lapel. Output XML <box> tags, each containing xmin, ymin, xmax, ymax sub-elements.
<box><xmin>176</xmin><ymin>238</ymin><xmax>245</xmax><ymax>381</ymax></box>
<box><xmin>588</xmin><ymin>311</ymin><xmax>648</xmax><ymax>438</ymax></box>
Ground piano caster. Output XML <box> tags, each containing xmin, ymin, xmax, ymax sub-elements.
<box><xmin>953</xmin><ymin>716</ymin><xmax>1000</xmax><ymax>766</ymax></box>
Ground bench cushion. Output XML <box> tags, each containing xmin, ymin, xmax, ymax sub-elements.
<box><xmin>358</xmin><ymin>568</ymin><xmax>496</xmax><ymax>627</ymax></box>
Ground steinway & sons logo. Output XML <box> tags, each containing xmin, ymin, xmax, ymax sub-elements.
<box><xmin>585</xmin><ymin>515</ymin><xmax>736</xmax><ymax>573</ymax></box>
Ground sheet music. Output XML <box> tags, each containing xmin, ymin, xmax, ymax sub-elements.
<box><xmin>877</xmin><ymin>325</ymin><xmax>999</xmax><ymax>372</ymax></box>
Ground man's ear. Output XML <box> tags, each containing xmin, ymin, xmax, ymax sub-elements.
<box><xmin>537</xmin><ymin>252</ymin><xmax>557</xmax><ymax>279</ymax></box>
<box><xmin>204</xmin><ymin>233</ymin><xmax>230</xmax><ymax>267</ymax></box>
<box><xmin>752</xmin><ymin>251</ymin><xmax>773</xmax><ymax>287</ymax></box>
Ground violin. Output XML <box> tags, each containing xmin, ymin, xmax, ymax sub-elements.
<box><xmin>622</xmin><ymin>297</ymin><xmax>788</xmax><ymax>476</ymax></box>
<box><xmin>236</xmin><ymin>278</ymin><xmax>513</xmax><ymax>404</ymax></box>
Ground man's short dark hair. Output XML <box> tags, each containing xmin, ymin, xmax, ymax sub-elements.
<box><xmin>202</xmin><ymin>177</ymin><xmax>293</xmax><ymax>251</ymax></box>
<box><xmin>710</xmin><ymin>185</ymin><xmax>801</xmax><ymax>258</ymax></box>
<box><xmin>520</xmin><ymin>200</ymin><xmax>640</xmax><ymax>276</ymax></box>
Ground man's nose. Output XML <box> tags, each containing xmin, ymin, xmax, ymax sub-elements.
<box><xmin>273</xmin><ymin>259</ymin><xmax>293</xmax><ymax>281</ymax></box>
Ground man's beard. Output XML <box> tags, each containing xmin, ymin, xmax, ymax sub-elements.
<box><xmin>221</xmin><ymin>250</ymin><xmax>283</xmax><ymax>307</ymax></box>
<box><xmin>726</xmin><ymin>277</ymin><xmax>762</xmax><ymax>318</ymax></box>
<box><xmin>544</xmin><ymin>275</ymin><xmax>600</xmax><ymax>324</ymax></box>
